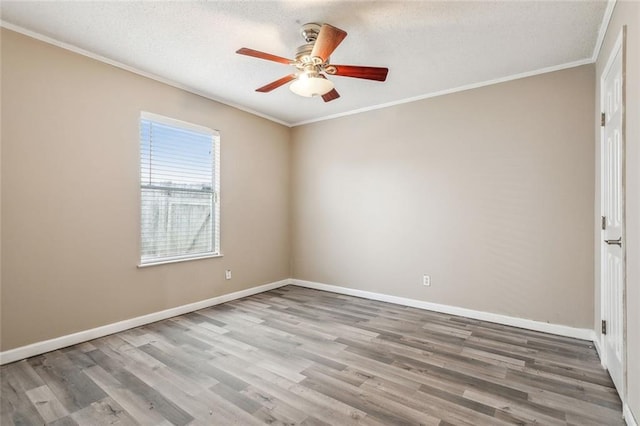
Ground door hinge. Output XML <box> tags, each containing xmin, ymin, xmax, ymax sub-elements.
<box><xmin>601</xmin><ymin>216</ymin><xmax>607</xmax><ymax>230</ymax></box>
<box><xmin>602</xmin><ymin>320</ymin><xmax>607</xmax><ymax>335</ymax></box>
<box><xmin>601</xmin><ymin>112</ymin><xmax>606</xmax><ymax>127</ymax></box>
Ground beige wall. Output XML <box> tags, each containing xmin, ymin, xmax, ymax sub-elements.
<box><xmin>0</xmin><ymin>29</ymin><xmax>291</xmax><ymax>351</ymax></box>
<box><xmin>595</xmin><ymin>1</ymin><xmax>640</xmax><ymax>421</ymax></box>
<box><xmin>291</xmin><ymin>65</ymin><xmax>595</xmax><ymax>328</ymax></box>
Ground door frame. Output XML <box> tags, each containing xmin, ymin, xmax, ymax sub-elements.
<box><xmin>599</xmin><ymin>26</ymin><xmax>627</xmax><ymax>398</ymax></box>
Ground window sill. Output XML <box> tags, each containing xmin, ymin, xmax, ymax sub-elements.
<box><xmin>138</xmin><ymin>253</ymin><xmax>223</xmax><ymax>268</ymax></box>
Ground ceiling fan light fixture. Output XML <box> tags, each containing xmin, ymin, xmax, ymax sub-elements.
<box><xmin>289</xmin><ymin>73</ymin><xmax>334</xmax><ymax>97</ymax></box>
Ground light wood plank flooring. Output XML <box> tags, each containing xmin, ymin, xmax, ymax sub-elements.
<box><xmin>1</xmin><ymin>285</ymin><xmax>624</xmax><ymax>425</ymax></box>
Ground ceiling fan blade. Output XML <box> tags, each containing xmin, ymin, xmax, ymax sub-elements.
<box><xmin>256</xmin><ymin>74</ymin><xmax>296</xmax><ymax>92</ymax></box>
<box><xmin>236</xmin><ymin>48</ymin><xmax>292</xmax><ymax>65</ymax></box>
<box><xmin>317</xmin><ymin>74</ymin><xmax>339</xmax><ymax>102</ymax></box>
<box><xmin>329</xmin><ymin>65</ymin><xmax>388</xmax><ymax>81</ymax></box>
<box><xmin>322</xmin><ymin>88</ymin><xmax>340</xmax><ymax>102</ymax></box>
<box><xmin>311</xmin><ymin>24</ymin><xmax>347</xmax><ymax>62</ymax></box>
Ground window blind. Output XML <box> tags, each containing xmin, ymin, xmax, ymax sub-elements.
<box><xmin>139</xmin><ymin>112</ymin><xmax>220</xmax><ymax>265</ymax></box>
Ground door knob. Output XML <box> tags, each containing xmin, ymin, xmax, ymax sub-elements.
<box><xmin>604</xmin><ymin>237</ymin><xmax>622</xmax><ymax>246</ymax></box>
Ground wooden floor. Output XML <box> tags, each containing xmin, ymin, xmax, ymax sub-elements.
<box><xmin>1</xmin><ymin>285</ymin><xmax>624</xmax><ymax>425</ymax></box>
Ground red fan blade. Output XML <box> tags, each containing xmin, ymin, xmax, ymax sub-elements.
<box><xmin>256</xmin><ymin>74</ymin><xmax>296</xmax><ymax>92</ymax></box>
<box><xmin>317</xmin><ymin>74</ymin><xmax>340</xmax><ymax>102</ymax></box>
<box><xmin>311</xmin><ymin>24</ymin><xmax>347</xmax><ymax>62</ymax></box>
<box><xmin>236</xmin><ymin>48</ymin><xmax>292</xmax><ymax>65</ymax></box>
<box><xmin>322</xmin><ymin>88</ymin><xmax>340</xmax><ymax>102</ymax></box>
<box><xmin>329</xmin><ymin>65</ymin><xmax>388</xmax><ymax>81</ymax></box>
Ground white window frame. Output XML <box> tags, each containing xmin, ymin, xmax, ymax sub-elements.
<box><xmin>138</xmin><ymin>111</ymin><xmax>221</xmax><ymax>267</ymax></box>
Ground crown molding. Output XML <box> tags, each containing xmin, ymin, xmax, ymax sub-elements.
<box><xmin>291</xmin><ymin>58</ymin><xmax>594</xmax><ymax>127</ymax></box>
<box><xmin>0</xmin><ymin>21</ymin><xmax>291</xmax><ymax>128</ymax></box>
<box><xmin>592</xmin><ymin>0</ymin><xmax>617</xmax><ymax>62</ymax></box>
<box><xmin>2</xmin><ymin>8</ymin><xmax>610</xmax><ymax>130</ymax></box>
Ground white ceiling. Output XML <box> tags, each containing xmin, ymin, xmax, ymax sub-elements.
<box><xmin>1</xmin><ymin>1</ymin><xmax>610</xmax><ymax>126</ymax></box>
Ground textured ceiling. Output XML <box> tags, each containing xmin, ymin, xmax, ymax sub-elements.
<box><xmin>1</xmin><ymin>1</ymin><xmax>609</xmax><ymax>126</ymax></box>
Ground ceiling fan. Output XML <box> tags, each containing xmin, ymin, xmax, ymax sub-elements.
<box><xmin>236</xmin><ymin>23</ymin><xmax>389</xmax><ymax>102</ymax></box>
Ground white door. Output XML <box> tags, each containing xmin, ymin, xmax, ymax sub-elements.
<box><xmin>601</xmin><ymin>36</ymin><xmax>625</xmax><ymax>395</ymax></box>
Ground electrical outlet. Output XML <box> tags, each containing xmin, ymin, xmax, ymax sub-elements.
<box><xmin>225</xmin><ymin>270</ymin><xmax>232</xmax><ymax>280</ymax></box>
<box><xmin>423</xmin><ymin>274</ymin><xmax>431</xmax><ymax>286</ymax></box>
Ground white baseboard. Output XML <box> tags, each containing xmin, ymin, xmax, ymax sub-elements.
<box><xmin>592</xmin><ymin>334</ymin><xmax>607</xmax><ymax>367</ymax></box>
<box><xmin>291</xmin><ymin>279</ymin><xmax>594</xmax><ymax>341</ymax></box>
<box><xmin>625</xmin><ymin>404</ymin><xmax>639</xmax><ymax>426</ymax></box>
<box><xmin>0</xmin><ymin>278</ymin><xmax>598</xmax><ymax>364</ymax></box>
<box><xmin>622</xmin><ymin>404</ymin><xmax>638</xmax><ymax>426</ymax></box>
<box><xmin>4</xmin><ymin>277</ymin><xmax>626</xmax><ymax>419</ymax></box>
<box><xmin>0</xmin><ymin>279</ymin><xmax>291</xmax><ymax>365</ymax></box>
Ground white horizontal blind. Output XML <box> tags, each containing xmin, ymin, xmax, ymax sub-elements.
<box><xmin>139</xmin><ymin>112</ymin><xmax>220</xmax><ymax>264</ymax></box>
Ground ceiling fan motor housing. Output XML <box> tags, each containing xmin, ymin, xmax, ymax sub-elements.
<box><xmin>295</xmin><ymin>44</ymin><xmax>314</xmax><ymax>62</ymax></box>
<box><xmin>296</xmin><ymin>23</ymin><xmax>325</xmax><ymax>67</ymax></box>
<box><xmin>300</xmin><ymin>23</ymin><xmax>321</xmax><ymax>43</ymax></box>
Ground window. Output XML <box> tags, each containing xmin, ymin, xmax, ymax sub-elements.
<box><xmin>139</xmin><ymin>112</ymin><xmax>220</xmax><ymax>265</ymax></box>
